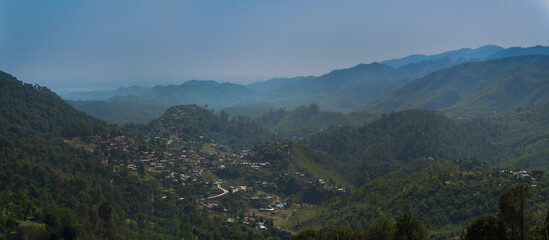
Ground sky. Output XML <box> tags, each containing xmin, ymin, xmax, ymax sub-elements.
<box><xmin>1</xmin><ymin>0</ymin><xmax>548</xmax><ymax>91</ymax></box>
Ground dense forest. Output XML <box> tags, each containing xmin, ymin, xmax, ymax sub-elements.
<box><xmin>254</xmin><ymin>104</ymin><xmax>376</xmax><ymax>140</ymax></box>
<box><xmin>123</xmin><ymin>104</ymin><xmax>271</xmax><ymax>150</ymax></box>
<box><xmin>0</xmin><ymin>72</ymin><xmax>290</xmax><ymax>239</ymax></box>
<box><xmin>304</xmin><ymin>109</ymin><xmax>503</xmax><ymax>184</ymax></box>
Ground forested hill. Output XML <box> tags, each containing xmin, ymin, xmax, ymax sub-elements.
<box><xmin>145</xmin><ymin>80</ymin><xmax>256</xmax><ymax>109</ymax></box>
<box><xmin>0</xmin><ymin>71</ymin><xmax>113</xmax><ymax>138</ymax></box>
<box><xmin>288</xmin><ymin>157</ymin><xmax>546</xmax><ymax>239</ymax></box>
<box><xmin>305</xmin><ymin>109</ymin><xmax>501</xmax><ymax>183</ymax></box>
<box><xmin>125</xmin><ymin>104</ymin><xmax>271</xmax><ymax>150</ymax></box>
<box><xmin>255</xmin><ymin>104</ymin><xmax>376</xmax><ymax>140</ymax></box>
<box><xmin>493</xmin><ymin>102</ymin><xmax>549</xmax><ymax>171</ymax></box>
<box><xmin>0</xmin><ymin>72</ymin><xmax>288</xmax><ymax>239</ymax></box>
<box><xmin>0</xmin><ymin>72</ymin><xmax>126</xmax><ymax>238</ymax></box>
<box><xmin>67</xmin><ymin>95</ymin><xmax>169</xmax><ymax>125</ymax></box>
<box><xmin>362</xmin><ymin>55</ymin><xmax>549</xmax><ymax>116</ymax></box>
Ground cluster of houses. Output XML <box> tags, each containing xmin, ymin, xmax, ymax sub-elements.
<box><xmin>102</xmin><ymin>125</ymin><xmax>345</xmax><ymax>226</ymax></box>
<box><xmin>240</xmin><ymin>161</ymin><xmax>271</xmax><ymax>170</ymax></box>
<box><xmin>292</xmin><ymin>171</ymin><xmax>346</xmax><ymax>193</ymax></box>
<box><xmin>497</xmin><ymin>169</ymin><xmax>538</xmax><ymax>187</ymax></box>
<box><xmin>227</xmin><ymin>217</ymin><xmax>269</xmax><ymax>230</ymax></box>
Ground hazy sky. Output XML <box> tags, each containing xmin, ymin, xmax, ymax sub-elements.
<box><xmin>1</xmin><ymin>0</ymin><xmax>548</xmax><ymax>91</ymax></box>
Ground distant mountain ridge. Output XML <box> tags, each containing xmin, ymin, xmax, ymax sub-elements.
<box><xmin>362</xmin><ymin>55</ymin><xmax>549</xmax><ymax>116</ymax></box>
<box><xmin>60</xmin><ymin>45</ymin><xmax>549</xmax><ymax>123</ymax></box>
<box><xmin>381</xmin><ymin>45</ymin><xmax>504</xmax><ymax>68</ymax></box>
<box><xmin>249</xmin><ymin>45</ymin><xmax>549</xmax><ymax>112</ymax></box>
<box><xmin>61</xmin><ymin>85</ymin><xmax>150</xmax><ymax>100</ymax></box>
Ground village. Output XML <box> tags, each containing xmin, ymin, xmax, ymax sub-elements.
<box><xmin>496</xmin><ymin>169</ymin><xmax>540</xmax><ymax>187</ymax></box>
<box><xmin>78</xmin><ymin>125</ymin><xmax>545</xmax><ymax>233</ymax></box>
<box><xmin>98</xmin><ymin>129</ymin><xmax>345</xmax><ymax>231</ymax></box>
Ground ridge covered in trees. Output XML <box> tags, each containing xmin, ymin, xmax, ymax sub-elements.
<box><xmin>305</xmin><ymin>109</ymin><xmax>502</xmax><ymax>183</ymax></box>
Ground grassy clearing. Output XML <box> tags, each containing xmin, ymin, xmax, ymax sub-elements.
<box><xmin>200</xmin><ymin>143</ymin><xmax>220</xmax><ymax>155</ymax></box>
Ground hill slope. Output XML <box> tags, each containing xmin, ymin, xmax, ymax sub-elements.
<box><xmin>305</xmin><ymin>109</ymin><xmax>502</xmax><ymax>183</ymax></box>
<box><xmin>129</xmin><ymin>104</ymin><xmax>270</xmax><ymax>150</ymax></box>
<box><xmin>0</xmin><ymin>72</ymin><xmax>289</xmax><ymax>239</ymax></box>
<box><xmin>286</xmin><ymin>158</ymin><xmax>540</xmax><ymax>238</ymax></box>
<box><xmin>67</xmin><ymin>95</ymin><xmax>169</xmax><ymax>125</ymax></box>
<box><xmin>256</xmin><ymin>104</ymin><xmax>376</xmax><ymax>140</ymax></box>
<box><xmin>248</xmin><ymin>139</ymin><xmax>354</xmax><ymax>201</ymax></box>
<box><xmin>493</xmin><ymin>103</ymin><xmax>549</xmax><ymax>171</ymax></box>
<box><xmin>362</xmin><ymin>55</ymin><xmax>549</xmax><ymax>116</ymax></box>
<box><xmin>0</xmin><ymin>71</ymin><xmax>111</xmax><ymax>138</ymax></box>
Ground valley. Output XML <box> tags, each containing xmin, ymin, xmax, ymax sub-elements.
<box><xmin>1</xmin><ymin>44</ymin><xmax>549</xmax><ymax>239</ymax></box>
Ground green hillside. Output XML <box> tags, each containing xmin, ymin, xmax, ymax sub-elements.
<box><xmin>0</xmin><ymin>72</ymin><xmax>289</xmax><ymax>239</ymax></box>
<box><xmin>492</xmin><ymin>103</ymin><xmax>549</xmax><ymax>171</ymax></box>
<box><xmin>0</xmin><ymin>71</ymin><xmax>112</xmax><ymax>138</ymax></box>
<box><xmin>128</xmin><ymin>104</ymin><xmax>271</xmax><ymax>150</ymax></box>
<box><xmin>249</xmin><ymin>139</ymin><xmax>354</xmax><ymax>196</ymax></box>
<box><xmin>221</xmin><ymin>103</ymin><xmax>278</xmax><ymax>118</ymax></box>
<box><xmin>305</xmin><ymin>109</ymin><xmax>502</xmax><ymax>183</ymax></box>
<box><xmin>257</xmin><ymin>104</ymin><xmax>376</xmax><ymax>140</ymax></box>
<box><xmin>306</xmin><ymin>80</ymin><xmax>400</xmax><ymax>111</ymax></box>
<box><xmin>67</xmin><ymin>95</ymin><xmax>169</xmax><ymax>125</ymax></box>
<box><xmin>363</xmin><ymin>55</ymin><xmax>549</xmax><ymax>116</ymax></box>
<box><xmin>286</xmin><ymin>157</ymin><xmax>546</xmax><ymax>239</ymax></box>
<box><xmin>444</xmin><ymin>60</ymin><xmax>549</xmax><ymax>115</ymax></box>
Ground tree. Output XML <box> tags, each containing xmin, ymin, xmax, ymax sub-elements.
<box><xmin>498</xmin><ymin>183</ymin><xmax>532</xmax><ymax>240</ymax></box>
<box><xmin>365</xmin><ymin>217</ymin><xmax>395</xmax><ymax>240</ymax></box>
<box><xmin>394</xmin><ymin>212</ymin><xmax>428</xmax><ymax>240</ymax></box>
<box><xmin>463</xmin><ymin>214</ymin><xmax>506</xmax><ymax>240</ymax></box>
<box><xmin>97</xmin><ymin>200</ymin><xmax>114</xmax><ymax>239</ymax></box>
<box><xmin>291</xmin><ymin>229</ymin><xmax>325</xmax><ymax>240</ymax></box>
<box><xmin>325</xmin><ymin>226</ymin><xmax>361</xmax><ymax>240</ymax></box>
<box><xmin>308</xmin><ymin>103</ymin><xmax>320</xmax><ymax>115</ymax></box>
<box><xmin>535</xmin><ymin>210</ymin><xmax>549</xmax><ymax>240</ymax></box>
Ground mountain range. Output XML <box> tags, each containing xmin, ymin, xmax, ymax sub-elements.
<box><xmin>63</xmin><ymin>45</ymin><xmax>549</xmax><ymax>124</ymax></box>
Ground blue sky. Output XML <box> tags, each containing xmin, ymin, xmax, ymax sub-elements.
<box><xmin>1</xmin><ymin>0</ymin><xmax>548</xmax><ymax>91</ymax></box>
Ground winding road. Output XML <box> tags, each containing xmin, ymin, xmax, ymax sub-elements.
<box><xmin>207</xmin><ymin>183</ymin><xmax>229</xmax><ymax>199</ymax></box>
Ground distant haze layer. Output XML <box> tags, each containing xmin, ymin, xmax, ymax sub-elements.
<box><xmin>1</xmin><ymin>0</ymin><xmax>548</xmax><ymax>90</ymax></box>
